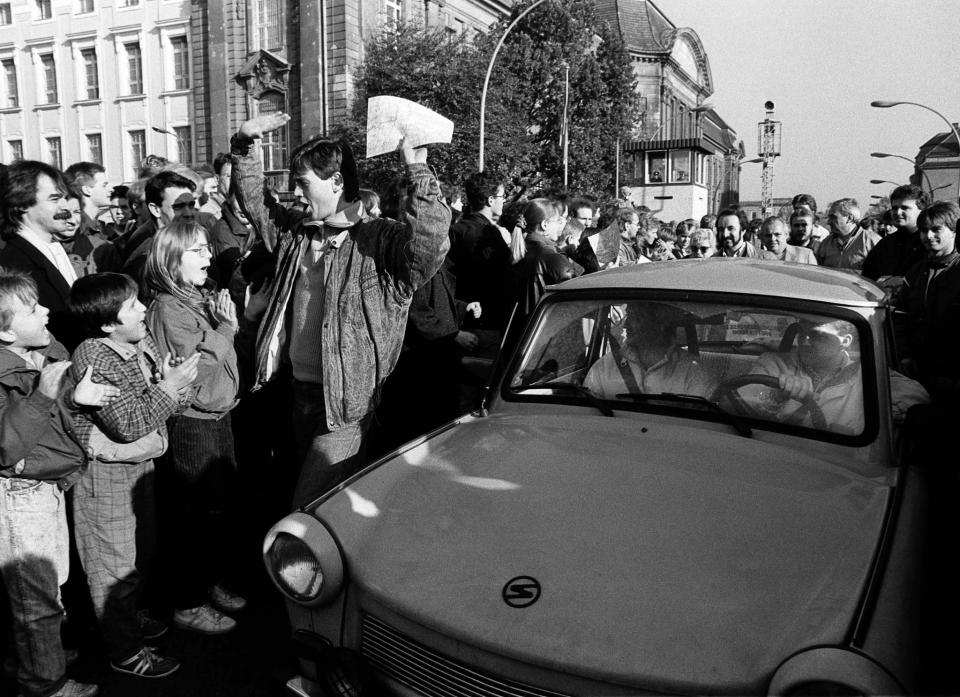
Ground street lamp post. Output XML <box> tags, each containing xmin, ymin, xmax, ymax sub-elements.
<box><xmin>152</xmin><ymin>126</ymin><xmax>184</xmax><ymax>161</ymax></box>
<box><xmin>478</xmin><ymin>0</ymin><xmax>551</xmax><ymax>172</ymax></box>
<box><xmin>871</xmin><ymin>100</ymin><xmax>960</xmax><ymax>192</ymax></box>
<box><xmin>870</xmin><ymin>151</ymin><xmax>934</xmax><ymax>193</ymax></box>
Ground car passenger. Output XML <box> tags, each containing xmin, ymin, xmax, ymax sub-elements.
<box><xmin>583</xmin><ymin>303</ymin><xmax>715</xmax><ymax>399</ymax></box>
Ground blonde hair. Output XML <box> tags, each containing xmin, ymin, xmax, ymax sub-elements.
<box><xmin>143</xmin><ymin>218</ymin><xmax>208</xmax><ymax>307</ymax></box>
<box><xmin>0</xmin><ymin>268</ymin><xmax>39</xmax><ymax>333</ymax></box>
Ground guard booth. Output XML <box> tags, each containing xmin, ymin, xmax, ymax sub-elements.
<box><xmin>620</xmin><ymin>111</ymin><xmax>739</xmax><ymax>223</ymax></box>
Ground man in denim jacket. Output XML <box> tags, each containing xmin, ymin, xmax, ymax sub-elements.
<box><xmin>232</xmin><ymin>114</ymin><xmax>450</xmax><ymax>507</ymax></box>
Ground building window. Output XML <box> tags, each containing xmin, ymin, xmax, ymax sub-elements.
<box><xmin>384</xmin><ymin>0</ymin><xmax>403</xmax><ymax>25</ymax></box>
<box><xmin>173</xmin><ymin>126</ymin><xmax>191</xmax><ymax>163</ymax></box>
<box><xmin>2</xmin><ymin>59</ymin><xmax>18</xmax><ymax>108</ymax></box>
<box><xmin>170</xmin><ymin>36</ymin><xmax>189</xmax><ymax>89</ymax></box>
<box><xmin>647</xmin><ymin>152</ymin><xmax>666</xmax><ymax>184</ymax></box>
<box><xmin>256</xmin><ymin>0</ymin><xmax>284</xmax><ymax>50</ymax></box>
<box><xmin>257</xmin><ymin>93</ymin><xmax>287</xmax><ymax>171</ymax></box>
<box><xmin>87</xmin><ymin>133</ymin><xmax>102</xmax><ymax>164</ymax></box>
<box><xmin>125</xmin><ymin>42</ymin><xmax>143</xmax><ymax>94</ymax></box>
<box><xmin>122</xmin><ymin>0</ymin><xmax>138</xmax><ymax>5</ymax></box>
<box><xmin>81</xmin><ymin>48</ymin><xmax>99</xmax><ymax>100</ymax></box>
<box><xmin>8</xmin><ymin>139</ymin><xmax>23</xmax><ymax>161</ymax></box>
<box><xmin>129</xmin><ymin>130</ymin><xmax>146</xmax><ymax>174</ymax></box>
<box><xmin>47</xmin><ymin>136</ymin><xmax>62</xmax><ymax>169</ymax></box>
<box><xmin>40</xmin><ymin>53</ymin><xmax>57</xmax><ymax>104</ymax></box>
<box><xmin>670</xmin><ymin>150</ymin><xmax>691</xmax><ymax>183</ymax></box>
<box><xmin>36</xmin><ymin>0</ymin><xmax>51</xmax><ymax>19</ymax></box>
<box><xmin>0</xmin><ymin>4</ymin><xmax>11</xmax><ymax>24</ymax></box>
<box><xmin>78</xmin><ymin>0</ymin><xmax>94</xmax><ymax>12</ymax></box>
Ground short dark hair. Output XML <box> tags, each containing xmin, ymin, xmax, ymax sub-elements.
<box><xmin>569</xmin><ymin>197</ymin><xmax>595</xmax><ymax>216</ymax></box>
<box><xmin>463</xmin><ymin>171</ymin><xmax>502</xmax><ymax>212</ymax></box>
<box><xmin>64</xmin><ymin>161</ymin><xmax>105</xmax><ymax>190</ymax></box>
<box><xmin>290</xmin><ymin>137</ymin><xmax>342</xmax><ymax>181</ymax></box>
<box><xmin>699</xmin><ymin>214</ymin><xmax>716</xmax><ymax>230</ymax></box>
<box><xmin>110</xmin><ymin>185</ymin><xmax>129</xmax><ymax>200</ymax></box>
<box><xmin>68</xmin><ymin>272</ymin><xmax>139</xmax><ymax>338</ymax></box>
<box><xmin>889</xmin><ymin>184</ymin><xmax>930</xmax><ymax>210</ymax></box>
<box><xmin>716</xmin><ymin>208</ymin><xmax>741</xmax><ymax>228</ymax></box>
<box><xmin>917</xmin><ymin>201</ymin><xmax>960</xmax><ymax>232</ymax></box>
<box><xmin>792</xmin><ymin>193</ymin><xmax>818</xmax><ymax>213</ymax></box>
<box><xmin>145</xmin><ymin>170</ymin><xmax>196</xmax><ymax>208</ymax></box>
<box><xmin>0</xmin><ymin>160</ymin><xmax>68</xmax><ymax>239</ymax></box>
<box><xmin>213</xmin><ymin>152</ymin><xmax>231</xmax><ymax>176</ymax></box>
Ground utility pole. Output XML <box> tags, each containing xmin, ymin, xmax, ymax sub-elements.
<box><xmin>757</xmin><ymin>101</ymin><xmax>782</xmax><ymax>217</ymax></box>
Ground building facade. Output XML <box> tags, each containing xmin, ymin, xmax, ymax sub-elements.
<box><xmin>595</xmin><ymin>0</ymin><xmax>740</xmax><ymax>222</ymax></box>
<box><xmin>0</xmin><ymin>0</ymin><xmax>510</xmax><ymax>185</ymax></box>
<box><xmin>0</xmin><ymin>0</ymin><xmax>194</xmax><ymax>181</ymax></box>
<box><xmin>915</xmin><ymin>126</ymin><xmax>959</xmax><ymax>204</ymax></box>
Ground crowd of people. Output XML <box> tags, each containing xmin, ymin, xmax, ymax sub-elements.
<box><xmin>0</xmin><ymin>105</ymin><xmax>958</xmax><ymax>697</ymax></box>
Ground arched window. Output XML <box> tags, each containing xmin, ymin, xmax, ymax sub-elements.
<box><xmin>257</xmin><ymin>91</ymin><xmax>288</xmax><ymax>172</ymax></box>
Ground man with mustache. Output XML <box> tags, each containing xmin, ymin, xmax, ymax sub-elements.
<box><xmin>0</xmin><ymin>161</ymin><xmax>83</xmax><ymax>350</ymax></box>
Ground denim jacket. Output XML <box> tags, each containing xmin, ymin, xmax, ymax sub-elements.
<box><xmin>232</xmin><ymin>137</ymin><xmax>450</xmax><ymax>430</ymax></box>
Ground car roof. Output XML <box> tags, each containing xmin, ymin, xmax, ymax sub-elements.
<box><xmin>552</xmin><ymin>258</ymin><xmax>886</xmax><ymax>307</ymax></box>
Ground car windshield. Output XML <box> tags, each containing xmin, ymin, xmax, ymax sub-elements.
<box><xmin>508</xmin><ymin>297</ymin><xmax>872</xmax><ymax>438</ymax></box>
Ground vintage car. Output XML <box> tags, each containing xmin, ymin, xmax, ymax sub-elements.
<box><xmin>263</xmin><ymin>259</ymin><xmax>933</xmax><ymax>696</ymax></box>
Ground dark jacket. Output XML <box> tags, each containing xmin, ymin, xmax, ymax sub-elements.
<box><xmin>513</xmin><ymin>233</ymin><xmax>583</xmax><ymax>324</ymax></box>
<box><xmin>448</xmin><ymin>213</ymin><xmax>507</xmax><ymax>299</ymax></box>
<box><xmin>0</xmin><ymin>342</ymin><xmax>86</xmax><ymax>487</ymax></box>
<box><xmin>232</xmin><ymin>135</ymin><xmax>450</xmax><ymax>430</ymax></box>
<box><xmin>861</xmin><ymin>229</ymin><xmax>926</xmax><ymax>281</ymax></box>
<box><xmin>0</xmin><ymin>235</ymin><xmax>82</xmax><ymax>351</ymax></box>
<box><xmin>209</xmin><ymin>202</ymin><xmax>252</xmax><ymax>292</ymax></box>
<box><xmin>896</xmin><ymin>252</ymin><xmax>960</xmax><ymax>402</ymax></box>
<box><xmin>405</xmin><ymin>258</ymin><xmax>464</xmax><ymax>349</ymax></box>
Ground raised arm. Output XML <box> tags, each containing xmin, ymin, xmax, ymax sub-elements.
<box><xmin>231</xmin><ymin>113</ymin><xmax>305</xmax><ymax>252</ymax></box>
<box><xmin>370</xmin><ymin>142</ymin><xmax>451</xmax><ymax>296</ymax></box>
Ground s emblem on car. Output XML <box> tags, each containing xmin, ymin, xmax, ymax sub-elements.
<box><xmin>502</xmin><ymin>576</ymin><xmax>541</xmax><ymax>608</ymax></box>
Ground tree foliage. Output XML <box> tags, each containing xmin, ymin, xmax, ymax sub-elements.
<box><xmin>348</xmin><ymin>0</ymin><xmax>641</xmax><ymax>200</ymax></box>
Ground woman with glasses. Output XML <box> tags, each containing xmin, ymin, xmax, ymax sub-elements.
<box><xmin>143</xmin><ymin>218</ymin><xmax>246</xmax><ymax>637</ymax></box>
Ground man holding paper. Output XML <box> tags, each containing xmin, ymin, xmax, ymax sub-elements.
<box><xmin>231</xmin><ymin>112</ymin><xmax>450</xmax><ymax>507</ymax></box>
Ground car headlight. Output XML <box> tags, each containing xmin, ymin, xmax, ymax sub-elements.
<box><xmin>263</xmin><ymin>512</ymin><xmax>344</xmax><ymax>606</ymax></box>
<box><xmin>768</xmin><ymin>647</ymin><xmax>903</xmax><ymax>696</ymax></box>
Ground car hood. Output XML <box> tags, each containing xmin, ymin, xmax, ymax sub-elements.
<box><xmin>316</xmin><ymin>413</ymin><xmax>893</xmax><ymax>693</ymax></box>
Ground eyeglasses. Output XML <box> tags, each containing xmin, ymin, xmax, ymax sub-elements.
<box><xmin>185</xmin><ymin>243</ymin><xmax>212</xmax><ymax>256</ymax></box>
<box><xmin>694</xmin><ymin>246</ymin><xmax>713</xmax><ymax>253</ymax></box>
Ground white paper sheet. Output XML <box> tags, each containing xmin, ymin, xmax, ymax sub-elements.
<box><xmin>365</xmin><ymin>96</ymin><xmax>454</xmax><ymax>158</ymax></box>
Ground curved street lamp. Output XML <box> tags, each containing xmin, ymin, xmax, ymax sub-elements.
<box><xmin>870</xmin><ymin>151</ymin><xmax>934</xmax><ymax>193</ymax></box>
<box><xmin>870</xmin><ymin>178</ymin><xmax>899</xmax><ymax>186</ymax></box>
<box><xmin>152</xmin><ymin>126</ymin><xmax>185</xmax><ymax>160</ymax></box>
<box><xmin>478</xmin><ymin>0</ymin><xmax>551</xmax><ymax>172</ymax></box>
<box><xmin>871</xmin><ymin>100</ymin><xmax>960</xmax><ymax>190</ymax></box>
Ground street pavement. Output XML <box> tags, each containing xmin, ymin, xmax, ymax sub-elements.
<box><xmin>2</xmin><ymin>571</ymin><xmax>297</xmax><ymax>697</ymax></box>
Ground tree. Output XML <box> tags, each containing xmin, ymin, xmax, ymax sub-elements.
<box><xmin>348</xmin><ymin>1</ymin><xmax>641</xmax><ymax>200</ymax></box>
<box><xmin>346</xmin><ymin>23</ymin><xmax>526</xmax><ymax>200</ymax></box>
<box><xmin>480</xmin><ymin>0</ymin><xmax>642</xmax><ymax>198</ymax></box>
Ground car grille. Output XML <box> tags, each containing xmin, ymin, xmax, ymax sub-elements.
<box><xmin>360</xmin><ymin>614</ymin><xmax>571</xmax><ymax>697</ymax></box>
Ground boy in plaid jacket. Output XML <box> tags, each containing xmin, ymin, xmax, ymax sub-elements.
<box><xmin>68</xmin><ymin>272</ymin><xmax>199</xmax><ymax>679</ymax></box>
<box><xmin>0</xmin><ymin>269</ymin><xmax>119</xmax><ymax>697</ymax></box>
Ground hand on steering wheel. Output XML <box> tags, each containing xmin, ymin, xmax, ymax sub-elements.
<box><xmin>710</xmin><ymin>373</ymin><xmax>828</xmax><ymax>431</ymax></box>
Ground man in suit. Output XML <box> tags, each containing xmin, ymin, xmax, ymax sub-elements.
<box><xmin>0</xmin><ymin>160</ymin><xmax>82</xmax><ymax>350</ymax></box>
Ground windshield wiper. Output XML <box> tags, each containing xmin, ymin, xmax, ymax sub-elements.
<box><xmin>615</xmin><ymin>392</ymin><xmax>752</xmax><ymax>437</ymax></box>
<box><xmin>516</xmin><ymin>381</ymin><xmax>615</xmax><ymax>417</ymax></box>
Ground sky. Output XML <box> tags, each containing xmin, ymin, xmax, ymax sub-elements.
<box><xmin>653</xmin><ymin>0</ymin><xmax>960</xmax><ymax>208</ymax></box>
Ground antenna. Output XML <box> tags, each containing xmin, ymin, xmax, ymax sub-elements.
<box><xmin>757</xmin><ymin>101</ymin><xmax>782</xmax><ymax>217</ymax></box>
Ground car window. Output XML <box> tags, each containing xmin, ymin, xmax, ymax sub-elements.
<box><xmin>509</xmin><ymin>298</ymin><xmax>870</xmax><ymax>438</ymax></box>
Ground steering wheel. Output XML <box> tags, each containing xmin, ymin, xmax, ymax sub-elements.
<box><xmin>711</xmin><ymin>373</ymin><xmax>828</xmax><ymax>431</ymax></box>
